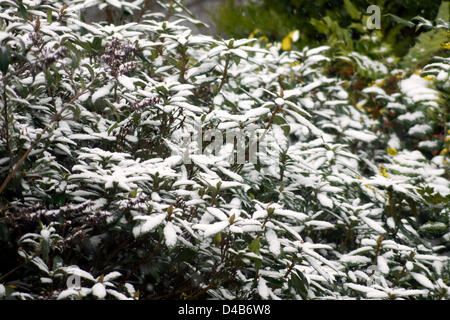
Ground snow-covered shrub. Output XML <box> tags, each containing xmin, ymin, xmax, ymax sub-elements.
<box><xmin>0</xmin><ymin>1</ymin><xmax>448</xmax><ymax>300</ymax></box>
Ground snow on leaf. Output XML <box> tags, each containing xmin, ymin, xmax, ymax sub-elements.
<box><xmin>399</xmin><ymin>74</ymin><xmax>439</xmax><ymax>102</ymax></box>
<box><xmin>408</xmin><ymin>124</ymin><xmax>432</xmax><ymax>137</ymax></box>
<box><xmin>361</xmin><ymin>216</ymin><xmax>386</xmax><ymax>234</ymax></box>
<box><xmin>163</xmin><ymin>221</ymin><xmax>177</xmax><ymax>248</ymax></box>
<box><xmin>366</xmin><ymin>290</ymin><xmax>389</xmax><ymax>299</ymax></box>
<box><xmin>118</xmin><ymin>75</ymin><xmax>136</xmax><ymax>91</ymax></box>
<box><xmin>92</xmin><ymin>83</ymin><xmax>113</xmax><ymax>103</ymax></box>
<box><xmin>258</xmin><ymin>277</ymin><xmax>270</xmax><ymax>299</ymax></box>
<box><xmin>317</xmin><ymin>193</ymin><xmax>333</xmax><ymax>208</ymax></box>
<box><xmin>103</xmin><ymin>271</ymin><xmax>122</xmax><ymax>282</ymax></box>
<box><xmin>218</xmin><ymin>166</ymin><xmax>243</xmax><ymax>182</ymax></box>
<box><xmin>133</xmin><ymin>213</ymin><xmax>167</xmax><ymax>237</ymax></box>
<box><xmin>106</xmin><ymin>289</ymin><xmax>131</xmax><ymax>300</ymax></box>
<box><xmin>31</xmin><ymin>256</ymin><xmax>50</xmax><ymax>274</ymax></box>
<box><xmin>57</xmin><ymin>288</ymin><xmax>80</xmax><ymax>300</ymax></box>
<box><xmin>377</xmin><ymin>256</ymin><xmax>390</xmax><ymax>274</ymax></box>
<box><xmin>266</xmin><ymin>229</ymin><xmax>281</xmax><ymax>256</ymax></box>
<box><xmin>62</xmin><ymin>266</ymin><xmax>95</xmax><ymax>281</ymax></box>
<box><xmin>346</xmin><ymin>283</ymin><xmax>387</xmax><ymax>298</ymax></box>
<box><xmin>304</xmin><ymin>220</ymin><xmax>334</xmax><ymax>230</ymax></box>
<box><xmin>244</xmin><ymin>107</ymin><xmax>270</xmax><ymax>120</ymax></box>
<box><xmin>344</xmin><ymin>129</ymin><xmax>377</xmax><ymax>143</ymax></box>
<box><xmin>410</xmin><ymin>272</ymin><xmax>435</xmax><ymax>290</ymax></box>
<box><xmin>273</xmin><ymin>220</ymin><xmax>303</xmax><ymax>242</ymax></box>
<box><xmin>340</xmin><ymin>255</ymin><xmax>371</xmax><ymax>264</ymax></box>
<box><xmin>274</xmin><ymin>209</ymin><xmax>308</xmax><ymax>221</ymax></box>
<box><xmin>92</xmin><ymin>283</ymin><xmax>107</xmax><ymax>299</ymax></box>
<box><xmin>206</xmin><ymin>207</ymin><xmax>228</xmax><ymax>221</ymax></box>
<box><xmin>106</xmin><ymin>0</ymin><xmax>122</xmax><ymax>9</ymax></box>
<box><xmin>193</xmin><ymin>221</ymin><xmax>229</xmax><ymax>237</ymax></box>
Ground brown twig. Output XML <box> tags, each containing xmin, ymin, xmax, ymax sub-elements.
<box><xmin>0</xmin><ymin>250</ymin><xmax>42</xmax><ymax>282</ymax></box>
<box><xmin>284</xmin><ymin>256</ymin><xmax>297</xmax><ymax>278</ymax></box>
<box><xmin>137</xmin><ymin>0</ymin><xmax>153</xmax><ymax>23</ymax></box>
<box><xmin>0</xmin><ymin>81</ymin><xmax>95</xmax><ymax>195</ymax></box>
<box><xmin>2</xmin><ymin>79</ymin><xmax>13</xmax><ymax>169</ymax></box>
<box><xmin>215</xmin><ymin>54</ymin><xmax>230</xmax><ymax>95</ymax></box>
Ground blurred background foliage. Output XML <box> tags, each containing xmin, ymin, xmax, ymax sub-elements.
<box><xmin>211</xmin><ymin>0</ymin><xmax>449</xmax><ymax>163</ymax></box>
<box><xmin>211</xmin><ymin>0</ymin><xmax>446</xmax><ymax>65</ymax></box>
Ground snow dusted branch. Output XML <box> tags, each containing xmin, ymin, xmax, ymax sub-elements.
<box><xmin>0</xmin><ymin>80</ymin><xmax>96</xmax><ymax>196</ymax></box>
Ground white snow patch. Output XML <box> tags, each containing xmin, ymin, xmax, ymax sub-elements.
<box><xmin>377</xmin><ymin>256</ymin><xmax>389</xmax><ymax>274</ymax></box>
<box><xmin>92</xmin><ymin>283</ymin><xmax>107</xmax><ymax>299</ymax></box>
<box><xmin>163</xmin><ymin>222</ymin><xmax>177</xmax><ymax>248</ymax></box>
<box><xmin>258</xmin><ymin>277</ymin><xmax>270</xmax><ymax>299</ymax></box>
<box><xmin>266</xmin><ymin>229</ymin><xmax>281</xmax><ymax>256</ymax></box>
<box><xmin>92</xmin><ymin>83</ymin><xmax>113</xmax><ymax>103</ymax></box>
<box><xmin>133</xmin><ymin>213</ymin><xmax>167</xmax><ymax>237</ymax></box>
<box><xmin>193</xmin><ymin>221</ymin><xmax>229</xmax><ymax>237</ymax></box>
<box><xmin>410</xmin><ymin>273</ymin><xmax>435</xmax><ymax>290</ymax></box>
<box><xmin>399</xmin><ymin>74</ymin><xmax>439</xmax><ymax>102</ymax></box>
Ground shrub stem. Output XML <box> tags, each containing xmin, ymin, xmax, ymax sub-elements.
<box><xmin>0</xmin><ymin>81</ymin><xmax>94</xmax><ymax>195</ymax></box>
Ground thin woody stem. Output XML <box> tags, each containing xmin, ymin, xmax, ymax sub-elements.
<box><xmin>216</xmin><ymin>54</ymin><xmax>230</xmax><ymax>95</ymax></box>
<box><xmin>0</xmin><ymin>81</ymin><xmax>95</xmax><ymax>195</ymax></box>
<box><xmin>137</xmin><ymin>0</ymin><xmax>153</xmax><ymax>23</ymax></box>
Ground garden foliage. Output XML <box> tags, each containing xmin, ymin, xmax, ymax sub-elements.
<box><xmin>0</xmin><ymin>0</ymin><xmax>449</xmax><ymax>300</ymax></box>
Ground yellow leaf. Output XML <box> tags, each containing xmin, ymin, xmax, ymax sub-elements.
<box><xmin>441</xmin><ymin>42</ymin><xmax>450</xmax><ymax>49</ymax></box>
<box><xmin>423</xmin><ymin>75</ymin><xmax>436</xmax><ymax>81</ymax></box>
<box><xmin>281</xmin><ymin>36</ymin><xmax>292</xmax><ymax>51</ymax></box>
<box><xmin>387</xmin><ymin>147</ymin><xmax>398</xmax><ymax>156</ymax></box>
<box><xmin>214</xmin><ymin>232</ymin><xmax>222</xmax><ymax>245</ymax></box>
<box><xmin>379</xmin><ymin>165</ymin><xmax>389</xmax><ymax>178</ymax></box>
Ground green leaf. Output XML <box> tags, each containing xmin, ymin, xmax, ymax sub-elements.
<box><xmin>385</xmin><ymin>14</ymin><xmax>415</xmax><ymax>28</ymax></box>
<box><xmin>289</xmin><ymin>270</ymin><xmax>309</xmax><ymax>299</ymax></box>
<box><xmin>0</xmin><ymin>223</ymin><xmax>10</xmax><ymax>244</ymax></box>
<box><xmin>51</xmin><ymin>193</ymin><xmax>66</xmax><ymax>207</ymax></box>
<box><xmin>47</xmin><ymin>9</ymin><xmax>53</xmax><ymax>24</ymax></box>
<box><xmin>17</xmin><ymin>2</ymin><xmax>28</xmax><ymax>20</ymax></box>
<box><xmin>400</xmin><ymin>28</ymin><xmax>448</xmax><ymax>69</ymax></box>
<box><xmin>74</xmin><ymin>40</ymin><xmax>92</xmax><ymax>52</ymax></box>
<box><xmin>248</xmin><ymin>237</ymin><xmax>260</xmax><ymax>255</ymax></box>
<box><xmin>136</xmin><ymin>51</ymin><xmax>150</xmax><ymax>63</ymax></box>
<box><xmin>344</xmin><ymin>0</ymin><xmax>361</xmax><ymax>20</ymax></box>
<box><xmin>91</xmin><ymin>37</ymin><xmax>103</xmax><ymax>52</ymax></box>
<box><xmin>82</xmin><ymin>63</ymin><xmax>95</xmax><ymax>82</ymax></box>
<box><xmin>254</xmin><ymin>259</ymin><xmax>262</xmax><ymax>275</ymax></box>
<box><xmin>272</xmin><ymin>115</ymin><xmax>286</xmax><ymax>126</ymax></box>
<box><xmin>436</xmin><ymin>1</ymin><xmax>450</xmax><ymax>21</ymax></box>
<box><xmin>129</xmin><ymin>187</ymin><xmax>138</xmax><ymax>198</ymax></box>
<box><xmin>107</xmin><ymin>122</ymin><xmax>119</xmax><ymax>135</ymax></box>
<box><xmin>310</xmin><ymin>18</ymin><xmax>329</xmax><ymax>35</ymax></box>
<box><xmin>175</xmin><ymin>247</ymin><xmax>198</xmax><ymax>262</ymax></box>
<box><xmin>419</xmin><ymin>222</ymin><xmax>447</xmax><ymax>234</ymax></box>
<box><xmin>0</xmin><ymin>46</ymin><xmax>11</xmax><ymax>75</ymax></box>
<box><xmin>52</xmin><ymin>255</ymin><xmax>63</xmax><ymax>271</ymax></box>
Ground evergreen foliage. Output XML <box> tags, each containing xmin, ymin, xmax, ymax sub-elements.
<box><xmin>0</xmin><ymin>0</ymin><xmax>448</xmax><ymax>300</ymax></box>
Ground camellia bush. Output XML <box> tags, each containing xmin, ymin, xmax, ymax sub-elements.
<box><xmin>0</xmin><ymin>0</ymin><xmax>449</xmax><ymax>300</ymax></box>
